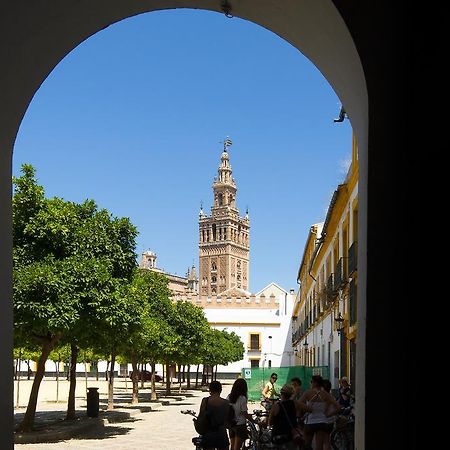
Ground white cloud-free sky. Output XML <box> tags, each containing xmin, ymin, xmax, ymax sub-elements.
<box><xmin>13</xmin><ymin>9</ymin><xmax>352</xmax><ymax>292</ymax></box>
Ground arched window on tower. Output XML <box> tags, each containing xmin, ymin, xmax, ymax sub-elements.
<box><xmin>218</xmin><ymin>193</ymin><xmax>223</xmax><ymax>206</ymax></box>
<box><xmin>211</xmin><ymin>262</ymin><xmax>217</xmax><ymax>271</ymax></box>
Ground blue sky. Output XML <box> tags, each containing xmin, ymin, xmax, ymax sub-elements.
<box><xmin>12</xmin><ymin>9</ymin><xmax>352</xmax><ymax>292</ymax></box>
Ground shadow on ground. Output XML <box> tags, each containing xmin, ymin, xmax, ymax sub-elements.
<box><xmin>14</xmin><ymin>408</ymin><xmax>139</xmax><ymax>444</ymax></box>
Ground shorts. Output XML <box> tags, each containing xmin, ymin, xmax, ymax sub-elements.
<box><xmin>229</xmin><ymin>424</ymin><xmax>248</xmax><ymax>440</ymax></box>
<box><xmin>304</xmin><ymin>423</ymin><xmax>334</xmax><ymax>434</ymax></box>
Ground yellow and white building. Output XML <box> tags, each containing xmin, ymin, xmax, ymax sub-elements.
<box><xmin>292</xmin><ymin>135</ymin><xmax>358</xmax><ymax>388</ymax></box>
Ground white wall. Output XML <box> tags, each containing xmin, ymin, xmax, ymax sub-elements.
<box><xmin>205</xmin><ymin>290</ymin><xmax>295</xmax><ymax>373</ymax></box>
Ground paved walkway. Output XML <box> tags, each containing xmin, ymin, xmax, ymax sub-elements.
<box><xmin>14</xmin><ymin>378</ymin><xmax>238</xmax><ymax>449</ymax></box>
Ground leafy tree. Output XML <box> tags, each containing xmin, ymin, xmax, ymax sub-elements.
<box><xmin>13</xmin><ymin>345</ymin><xmax>40</xmax><ymax>380</ymax></box>
<box><xmin>201</xmin><ymin>329</ymin><xmax>244</xmax><ymax>383</ymax></box>
<box><xmin>13</xmin><ymin>165</ymin><xmax>137</xmax><ymax>430</ymax></box>
<box><xmin>119</xmin><ymin>269</ymin><xmax>173</xmax><ymax>402</ymax></box>
<box><xmin>168</xmin><ymin>301</ymin><xmax>210</xmax><ymax>393</ymax></box>
<box><xmin>89</xmin><ymin>277</ymin><xmax>144</xmax><ymax>410</ymax></box>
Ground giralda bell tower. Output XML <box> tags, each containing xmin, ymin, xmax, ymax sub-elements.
<box><xmin>199</xmin><ymin>140</ymin><xmax>250</xmax><ymax>296</ymax></box>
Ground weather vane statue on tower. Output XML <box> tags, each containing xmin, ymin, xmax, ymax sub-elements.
<box><xmin>223</xmin><ymin>137</ymin><xmax>232</xmax><ymax>151</ymax></box>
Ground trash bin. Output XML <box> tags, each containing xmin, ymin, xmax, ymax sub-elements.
<box><xmin>87</xmin><ymin>387</ymin><xmax>99</xmax><ymax>417</ymax></box>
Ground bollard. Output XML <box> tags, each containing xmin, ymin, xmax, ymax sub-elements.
<box><xmin>86</xmin><ymin>387</ymin><xmax>99</xmax><ymax>417</ymax></box>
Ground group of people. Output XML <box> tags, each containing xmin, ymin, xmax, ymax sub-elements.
<box><xmin>262</xmin><ymin>372</ymin><xmax>353</xmax><ymax>450</ymax></box>
<box><xmin>196</xmin><ymin>374</ymin><xmax>353</xmax><ymax>450</ymax></box>
<box><xmin>196</xmin><ymin>379</ymin><xmax>251</xmax><ymax>450</ymax></box>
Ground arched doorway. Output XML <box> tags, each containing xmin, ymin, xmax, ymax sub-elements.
<box><xmin>1</xmin><ymin>1</ymin><xmax>384</xmax><ymax>448</ymax></box>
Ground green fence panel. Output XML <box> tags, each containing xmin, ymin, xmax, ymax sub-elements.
<box><xmin>241</xmin><ymin>366</ymin><xmax>330</xmax><ymax>402</ymax></box>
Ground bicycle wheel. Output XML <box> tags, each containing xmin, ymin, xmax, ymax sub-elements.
<box><xmin>330</xmin><ymin>428</ymin><xmax>353</xmax><ymax>450</ymax></box>
<box><xmin>242</xmin><ymin>421</ymin><xmax>258</xmax><ymax>450</ymax></box>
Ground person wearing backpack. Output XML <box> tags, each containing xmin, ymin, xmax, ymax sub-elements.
<box><xmin>197</xmin><ymin>380</ymin><xmax>230</xmax><ymax>450</ymax></box>
<box><xmin>227</xmin><ymin>378</ymin><xmax>253</xmax><ymax>450</ymax></box>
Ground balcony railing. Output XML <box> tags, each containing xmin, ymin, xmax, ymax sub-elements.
<box><xmin>348</xmin><ymin>241</ymin><xmax>357</xmax><ymax>275</ymax></box>
<box><xmin>319</xmin><ymin>288</ymin><xmax>329</xmax><ymax>309</ymax></box>
<box><xmin>248</xmin><ymin>345</ymin><xmax>261</xmax><ymax>351</ymax></box>
<box><xmin>349</xmin><ymin>278</ymin><xmax>357</xmax><ymax>325</ymax></box>
<box><xmin>327</xmin><ymin>274</ymin><xmax>338</xmax><ymax>300</ymax></box>
<box><xmin>335</xmin><ymin>258</ymin><xmax>344</xmax><ymax>289</ymax></box>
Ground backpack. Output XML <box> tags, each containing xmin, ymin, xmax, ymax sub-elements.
<box><xmin>194</xmin><ymin>398</ymin><xmax>211</xmax><ymax>435</ymax></box>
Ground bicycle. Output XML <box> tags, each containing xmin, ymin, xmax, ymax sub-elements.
<box><xmin>243</xmin><ymin>409</ymin><xmax>268</xmax><ymax>450</ymax></box>
<box><xmin>181</xmin><ymin>409</ymin><xmax>206</xmax><ymax>450</ymax></box>
<box><xmin>244</xmin><ymin>409</ymin><xmax>293</xmax><ymax>450</ymax></box>
<box><xmin>330</xmin><ymin>410</ymin><xmax>354</xmax><ymax>450</ymax></box>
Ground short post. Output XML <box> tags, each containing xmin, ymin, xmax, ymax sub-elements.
<box><xmin>86</xmin><ymin>387</ymin><xmax>99</xmax><ymax>417</ymax></box>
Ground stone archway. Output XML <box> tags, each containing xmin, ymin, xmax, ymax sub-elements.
<box><xmin>1</xmin><ymin>1</ymin><xmax>375</xmax><ymax>448</ymax></box>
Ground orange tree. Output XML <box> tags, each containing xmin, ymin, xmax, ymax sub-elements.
<box><xmin>13</xmin><ymin>165</ymin><xmax>137</xmax><ymax>431</ymax></box>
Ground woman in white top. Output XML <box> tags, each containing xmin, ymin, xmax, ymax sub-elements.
<box><xmin>227</xmin><ymin>378</ymin><xmax>253</xmax><ymax>450</ymax></box>
<box><xmin>299</xmin><ymin>375</ymin><xmax>341</xmax><ymax>450</ymax></box>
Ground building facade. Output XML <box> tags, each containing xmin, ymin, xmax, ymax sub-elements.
<box><xmin>179</xmin><ymin>283</ymin><xmax>295</xmax><ymax>373</ymax></box>
<box><xmin>174</xmin><ymin>145</ymin><xmax>292</xmax><ymax>374</ymax></box>
<box><xmin>199</xmin><ymin>147</ymin><xmax>250</xmax><ymax>296</ymax></box>
<box><xmin>292</xmin><ymin>135</ymin><xmax>358</xmax><ymax>389</ymax></box>
<box><xmin>139</xmin><ymin>250</ymin><xmax>199</xmax><ymax>296</ymax></box>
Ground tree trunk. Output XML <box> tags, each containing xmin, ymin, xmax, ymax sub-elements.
<box><xmin>107</xmin><ymin>351</ymin><xmax>116</xmax><ymax>410</ymax></box>
<box><xmin>178</xmin><ymin>364</ymin><xmax>182</xmax><ymax>394</ymax></box>
<box><xmin>162</xmin><ymin>364</ymin><xmax>165</xmax><ymax>383</ymax></box>
<box><xmin>140</xmin><ymin>363</ymin><xmax>144</xmax><ymax>389</ymax></box>
<box><xmin>95</xmin><ymin>360</ymin><xmax>99</xmax><ymax>381</ymax></box>
<box><xmin>105</xmin><ymin>359</ymin><xmax>110</xmax><ymax>381</ymax></box>
<box><xmin>16</xmin><ymin>366</ymin><xmax>21</xmax><ymax>408</ymax></box>
<box><xmin>14</xmin><ymin>358</ymin><xmax>18</xmax><ymax>380</ymax></box>
<box><xmin>55</xmin><ymin>360</ymin><xmax>59</xmax><ymax>403</ymax></box>
<box><xmin>26</xmin><ymin>360</ymin><xmax>32</xmax><ymax>380</ymax></box>
<box><xmin>17</xmin><ymin>338</ymin><xmax>57</xmax><ymax>432</ymax></box>
<box><xmin>150</xmin><ymin>362</ymin><xmax>157</xmax><ymax>401</ymax></box>
<box><xmin>66</xmin><ymin>343</ymin><xmax>79</xmax><ymax>420</ymax></box>
<box><xmin>187</xmin><ymin>364</ymin><xmax>191</xmax><ymax>389</ymax></box>
<box><xmin>215</xmin><ymin>364</ymin><xmax>218</xmax><ymax>381</ymax></box>
<box><xmin>201</xmin><ymin>365</ymin><xmax>206</xmax><ymax>386</ymax></box>
<box><xmin>15</xmin><ymin>349</ymin><xmax>22</xmax><ymax>408</ymax></box>
<box><xmin>182</xmin><ymin>365</ymin><xmax>186</xmax><ymax>383</ymax></box>
<box><xmin>195</xmin><ymin>364</ymin><xmax>200</xmax><ymax>388</ymax></box>
<box><xmin>165</xmin><ymin>362</ymin><xmax>171</xmax><ymax>396</ymax></box>
<box><xmin>84</xmin><ymin>358</ymin><xmax>88</xmax><ymax>400</ymax></box>
<box><xmin>131</xmin><ymin>354</ymin><xmax>139</xmax><ymax>404</ymax></box>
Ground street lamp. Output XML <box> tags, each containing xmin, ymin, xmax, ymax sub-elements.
<box><xmin>335</xmin><ymin>313</ymin><xmax>345</xmax><ymax>335</ymax></box>
<box><xmin>268</xmin><ymin>336</ymin><xmax>272</xmax><ymax>367</ymax></box>
<box><xmin>303</xmin><ymin>339</ymin><xmax>309</xmax><ymax>366</ymax></box>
